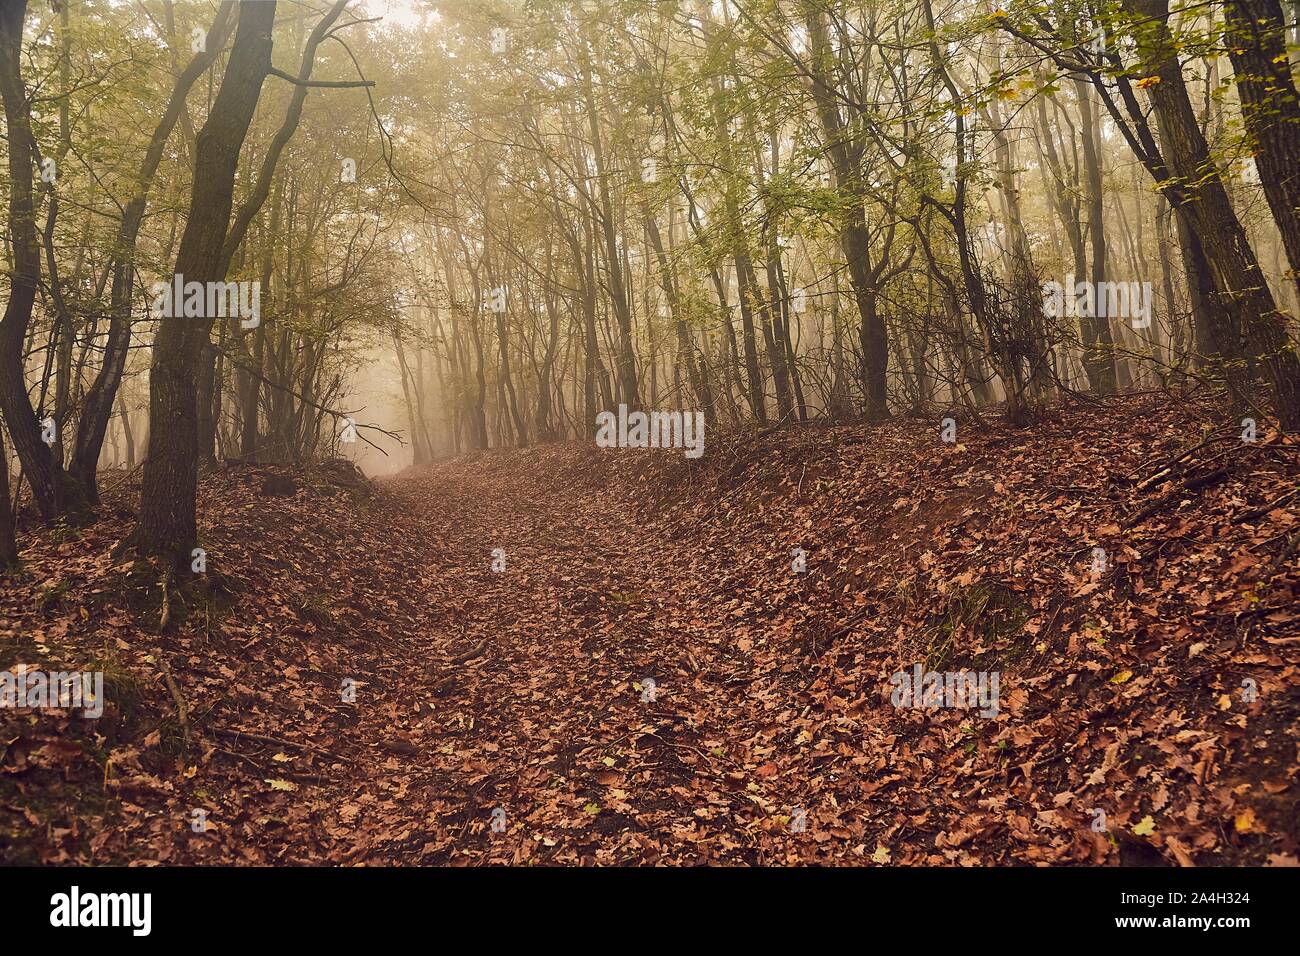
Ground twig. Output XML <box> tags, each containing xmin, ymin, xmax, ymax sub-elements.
<box><xmin>210</xmin><ymin>726</ymin><xmax>342</xmax><ymax>761</ymax></box>
<box><xmin>158</xmin><ymin>568</ymin><xmax>172</xmax><ymax>633</ymax></box>
<box><xmin>157</xmin><ymin>656</ymin><xmax>190</xmax><ymax>751</ymax></box>
<box><xmin>1233</xmin><ymin>487</ymin><xmax>1300</xmax><ymax>524</ymax></box>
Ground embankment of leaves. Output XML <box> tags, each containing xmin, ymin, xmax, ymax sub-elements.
<box><xmin>0</xmin><ymin>458</ymin><xmax>416</xmax><ymax>864</ymax></box>
<box><xmin>587</xmin><ymin>394</ymin><xmax>1298</xmax><ymax>864</ymax></box>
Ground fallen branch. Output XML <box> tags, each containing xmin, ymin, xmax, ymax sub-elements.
<box><xmin>211</xmin><ymin>726</ymin><xmax>342</xmax><ymax>761</ymax></box>
<box><xmin>1124</xmin><ymin>466</ymin><xmax>1234</xmax><ymax>528</ymax></box>
<box><xmin>157</xmin><ymin>656</ymin><xmax>190</xmax><ymax>751</ymax></box>
<box><xmin>448</xmin><ymin>639</ymin><xmax>488</xmax><ymax>665</ymax></box>
<box><xmin>1132</xmin><ymin>433</ymin><xmax>1234</xmax><ymax>492</ymax></box>
<box><xmin>1233</xmin><ymin>487</ymin><xmax>1300</xmax><ymax>524</ymax></box>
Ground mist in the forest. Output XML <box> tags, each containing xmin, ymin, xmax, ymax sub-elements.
<box><xmin>345</xmin><ymin>346</ymin><xmax>417</xmax><ymax>476</ymax></box>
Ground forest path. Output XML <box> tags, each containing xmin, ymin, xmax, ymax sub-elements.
<box><xmin>329</xmin><ymin>454</ymin><xmax>761</xmax><ymax>865</ymax></box>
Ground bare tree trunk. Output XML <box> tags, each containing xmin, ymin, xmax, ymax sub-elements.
<box><xmin>803</xmin><ymin>0</ymin><xmax>890</xmax><ymax>419</ymax></box>
<box><xmin>239</xmin><ymin>199</ymin><xmax>277</xmax><ymax>458</ymax></box>
<box><xmin>578</xmin><ymin>45</ymin><xmax>637</xmax><ymax>408</ymax></box>
<box><xmin>0</xmin><ymin>428</ymin><xmax>16</xmax><ymax>566</ymax></box>
<box><xmin>117</xmin><ymin>387</ymin><xmax>136</xmax><ymax>470</ymax></box>
<box><xmin>1075</xmin><ymin>78</ymin><xmax>1120</xmax><ymax>394</ymax></box>
<box><xmin>643</xmin><ymin>212</ymin><xmax>712</xmax><ymax>414</ymax></box>
<box><xmin>394</xmin><ymin>333</ymin><xmax>428</xmax><ymax>465</ymax></box>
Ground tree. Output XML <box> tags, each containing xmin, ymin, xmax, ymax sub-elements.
<box><xmin>0</xmin><ymin>0</ymin><xmax>84</xmax><ymax>522</ymax></box>
<box><xmin>134</xmin><ymin>0</ymin><xmax>279</xmax><ymax>566</ymax></box>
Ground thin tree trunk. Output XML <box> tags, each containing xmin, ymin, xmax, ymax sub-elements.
<box><xmin>0</xmin><ymin>0</ymin><xmax>84</xmax><ymax>521</ymax></box>
<box><xmin>70</xmin><ymin>2</ymin><xmax>237</xmax><ymax>503</ymax></box>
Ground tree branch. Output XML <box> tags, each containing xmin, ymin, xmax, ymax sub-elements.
<box><xmin>267</xmin><ymin>66</ymin><xmax>374</xmax><ymax>88</ymax></box>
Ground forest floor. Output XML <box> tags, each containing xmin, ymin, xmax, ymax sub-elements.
<box><xmin>1</xmin><ymin>394</ymin><xmax>1297</xmax><ymax>866</ymax></box>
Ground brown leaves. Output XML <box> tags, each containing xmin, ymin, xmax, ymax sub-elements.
<box><xmin>3</xmin><ymin>399</ymin><xmax>1298</xmax><ymax>866</ymax></box>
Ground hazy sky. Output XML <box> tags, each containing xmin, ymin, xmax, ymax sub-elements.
<box><xmin>360</xmin><ymin>0</ymin><xmax>429</xmax><ymax>30</ymax></box>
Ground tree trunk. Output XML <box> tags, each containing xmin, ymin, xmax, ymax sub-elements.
<box><xmin>578</xmin><ymin>46</ymin><xmax>637</xmax><ymax>408</ymax></box>
<box><xmin>1127</xmin><ymin>0</ymin><xmax>1300</xmax><ymax>427</ymax></box>
<box><xmin>0</xmin><ymin>426</ymin><xmax>17</xmax><ymax>566</ymax></box>
<box><xmin>1225</xmin><ymin>0</ymin><xmax>1300</xmax><ymax>297</ymax></box>
<box><xmin>135</xmin><ymin>0</ymin><xmax>276</xmax><ymax>566</ymax></box>
<box><xmin>0</xmin><ymin>0</ymin><xmax>84</xmax><ymax>521</ymax></box>
<box><xmin>1075</xmin><ymin>78</ymin><xmax>1120</xmax><ymax>393</ymax></box>
<box><xmin>803</xmin><ymin>0</ymin><xmax>890</xmax><ymax>419</ymax></box>
<box><xmin>70</xmin><ymin>2</ymin><xmax>236</xmax><ymax>504</ymax></box>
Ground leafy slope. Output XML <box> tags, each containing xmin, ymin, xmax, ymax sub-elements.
<box><xmin>1</xmin><ymin>396</ymin><xmax>1296</xmax><ymax>865</ymax></box>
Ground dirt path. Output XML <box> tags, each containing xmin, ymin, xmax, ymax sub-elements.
<box><xmin>334</xmin><ymin>456</ymin><xmax>763</xmax><ymax>864</ymax></box>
